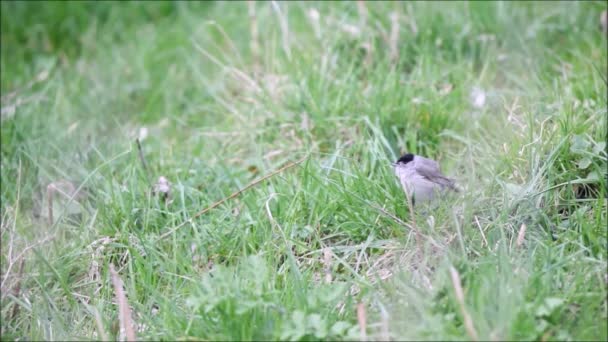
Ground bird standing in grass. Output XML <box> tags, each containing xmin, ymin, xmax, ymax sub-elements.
<box><xmin>393</xmin><ymin>153</ymin><xmax>458</xmax><ymax>206</ymax></box>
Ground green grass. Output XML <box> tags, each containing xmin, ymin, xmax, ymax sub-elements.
<box><xmin>1</xmin><ymin>1</ymin><xmax>606</xmax><ymax>340</ymax></box>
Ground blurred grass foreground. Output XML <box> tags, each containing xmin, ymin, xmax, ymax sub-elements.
<box><xmin>1</xmin><ymin>1</ymin><xmax>607</xmax><ymax>341</ymax></box>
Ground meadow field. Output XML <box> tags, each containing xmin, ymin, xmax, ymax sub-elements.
<box><xmin>1</xmin><ymin>1</ymin><xmax>607</xmax><ymax>340</ymax></box>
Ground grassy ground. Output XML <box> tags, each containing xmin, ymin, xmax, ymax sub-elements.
<box><xmin>1</xmin><ymin>1</ymin><xmax>607</xmax><ymax>341</ymax></box>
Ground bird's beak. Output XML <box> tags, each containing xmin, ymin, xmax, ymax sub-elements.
<box><xmin>391</xmin><ymin>162</ymin><xmax>397</xmax><ymax>167</ymax></box>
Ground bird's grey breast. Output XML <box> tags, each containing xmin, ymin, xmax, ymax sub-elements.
<box><xmin>395</xmin><ymin>164</ymin><xmax>438</xmax><ymax>197</ymax></box>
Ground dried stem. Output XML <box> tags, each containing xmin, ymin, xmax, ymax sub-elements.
<box><xmin>357</xmin><ymin>1</ymin><xmax>368</xmax><ymax>27</ymax></box>
<box><xmin>356</xmin><ymin>302</ymin><xmax>367</xmax><ymax>341</ymax></box>
<box><xmin>157</xmin><ymin>156</ymin><xmax>308</xmax><ymax>241</ymax></box>
<box><xmin>516</xmin><ymin>223</ymin><xmax>527</xmax><ymax>247</ymax></box>
<box><xmin>247</xmin><ymin>1</ymin><xmax>260</xmax><ymax>69</ymax></box>
<box><xmin>1</xmin><ymin>235</ymin><xmax>54</xmax><ymax>291</ymax></box>
<box><xmin>323</xmin><ymin>247</ymin><xmax>333</xmax><ymax>283</ymax></box>
<box><xmin>449</xmin><ymin>267</ymin><xmax>479</xmax><ymax>341</ymax></box>
<box><xmin>1</xmin><ymin>69</ymin><xmax>51</xmax><ymax>102</ymax></box>
<box><xmin>474</xmin><ymin>215</ymin><xmax>489</xmax><ymax>250</ymax></box>
<box><xmin>109</xmin><ymin>264</ymin><xmax>137</xmax><ymax>342</ymax></box>
<box><xmin>9</xmin><ymin>258</ymin><xmax>26</xmax><ymax>320</ymax></box>
<box><xmin>389</xmin><ymin>12</ymin><xmax>400</xmax><ymax>64</ymax></box>
<box><xmin>136</xmin><ymin>138</ymin><xmax>150</xmax><ymax>182</ymax></box>
<box><xmin>271</xmin><ymin>1</ymin><xmax>291</xmax><ymax>60</ymax></box>
<box><xmin>47</xmin><ymin>183</ymin><xmax>54</xmax><ymax>225</ymax></box>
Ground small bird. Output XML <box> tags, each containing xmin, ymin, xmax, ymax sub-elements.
<box><xmin>393</xmin><ymin>153</ymin><xmax>458</xmax><ymax>206</ymax></box>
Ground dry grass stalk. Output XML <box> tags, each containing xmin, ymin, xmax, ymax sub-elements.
<box><xmin>362</xmin><ymin>42</ymin><xmax>373</xmax><ymax>68</ymax></box>
<box><xmin>404</xmin><ymin>3</ymin><xmax>418</xmax><ymax>35</ymax></box>
<box><xmin>270</xmin><ymin>1</ymin><xmax>291</xmax><ymax>60</ymax></box>
<box><xmin>264</xmin><ymin>193</ymin><xmax>283</xmax><ymax>241</ymax></box>
<box><xmin>157</xmin><ymin>155</ymin><xmax>308</xmax><ymax>241</ymax></box>
<box><xmin>357</xmin><ymin>1</ymin><xmax>368</xmax><ymax>27</ymax></box>
<box><xmin>47</xmin><ymin>185</ymin><xmax>55</xmax><ymax>225</ymax></box>
<box><xmin>1</xmin><ymin>235</ymin><xmax>54</xmax><ymax>291</ymax></box>
<box><xmin>109</xmin><ymin>264</ymin><xmax>137</xmax><ymax>342</ymax></box>
<box><xmin>449</xmin><ymin>267</ymin><xmax>479</xmax><ymax>341</ymax></box>
<box><xmin>135</xmin><ymin>138</ymin><xmax>150</xmax><ymax>181</ymax></box>
<box><xmin>516</xmin><ymin>223</ymin><xmax>527</xmax><ymax>247</ymax></box>
<box><xmin>356</xmin><ymin>302</ymin><xmax>367</xmax><ymax>341</ymax></box>
<box><xmin>9</xmin><ymin>258</ymin><xmax>26</xmax><ymax>320</ymax></box>
<box><xmin>2</xmin><ymin>70</ymin><xmax>51</xmax><ymax>122</ymax></box>
<box><xmin>474</xmin><ymin>216</ymin><xmax>490</xmax><ymax>250</ymax></box>
<box><xmin>389</xmin><ymin>12</ymin><xmax>400</xmax><ymax>64</ymax></box>
<box><xmin>1</xmin><ymin>69</ymin><xmax>50</xmax><ymax>102</ymax></box>
<box><xmin>247</xmin><ymin>1</ymin><xmax>260</xmax><ymax>69</ymax></box>
<box><xmin>323</xmin><ymin>247</ymin><xmax>333</xmax><ymax>283</ymax></box>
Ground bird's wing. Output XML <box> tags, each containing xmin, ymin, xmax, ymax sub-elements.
<box><xmin>413</xmin><ymin>156</ymin><xmax>457</xmax><ymax>190</ymax></box>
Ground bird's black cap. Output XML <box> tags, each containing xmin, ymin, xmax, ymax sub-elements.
<box><xmin>396</xmin><ymin>153</ymin><xmax>414</xmax><ymax>164</ymax></box>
